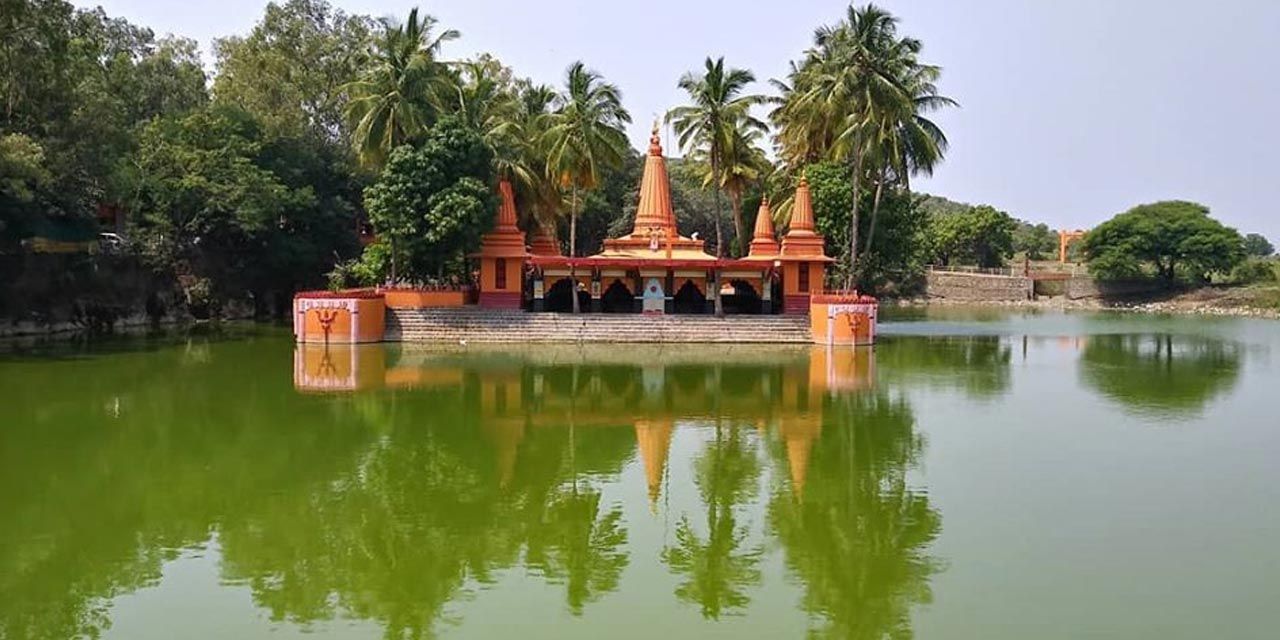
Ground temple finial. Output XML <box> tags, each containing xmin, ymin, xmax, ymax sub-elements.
<box><xmin>648</xmin><ymin>120</ymin><xmax>662</xmax><ymax>156</ymax></box>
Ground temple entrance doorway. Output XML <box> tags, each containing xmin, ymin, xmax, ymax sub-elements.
<box><xmin>722</xmin><ymin>280</ymin><xmax>763</xmax><ymax>314</ymax></box>
<box><xmin>544</xmin><ymin>278</ymin><xmax>588</xmax><ymax>312</ymax></box>
<box><xmin>672</xmin><ymin>280</ymin><xmax>707</xmax><ymax>314</ymax></box>
<box><xmin>601</xmin><ymin>280</ymin><xmax>634</xmax><ymax>313</ymax></box>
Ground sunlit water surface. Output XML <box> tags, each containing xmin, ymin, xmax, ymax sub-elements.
<box><xmin>2</xmin><ymin>308</ymin><xmax>1277</xmax><ymax>639</ymax></box>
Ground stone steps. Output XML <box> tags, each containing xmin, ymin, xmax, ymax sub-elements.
<box><xmin>386</xmin><ymin>309</ymin><xmax>813</xmax><ymax>343</ymax></box>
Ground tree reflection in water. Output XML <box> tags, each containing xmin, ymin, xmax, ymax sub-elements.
<box><xmin>768</xmin><ymin>390</ymin><xmax>942</xmax><ymax>640</ymax></box>
<box><xmin>0</xmin><ymin>339</ymin><xmax>942</xmax><ymax>639</ymax></box>
<box><xmin>1079</xmin><ymin>333</ymin><xmax>1242</xmax><ymax>418</ymax></box>
<box><xmin>662</xmin><ymin>422</ymin><xmax>764</xmax><ymax>618</ymax></box>
<box><xmin>876</xmin><ymin>336</ymin><xmax>1013</xmax><ymax>399</ymax></box>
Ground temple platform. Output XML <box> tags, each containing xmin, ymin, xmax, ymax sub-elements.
<box><xmin>385</xmin><ymin>308</ymin><xmax>814</xmax><ymax>344</ymax></box>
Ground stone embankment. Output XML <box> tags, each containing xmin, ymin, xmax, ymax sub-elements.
<box><xmin>924</xmin><ymin>271</ymin><xmax>1032</xmax><ymax>302</ymax></box>
<box><xmin>386</xmin><ymin>308</ymin><xmax>814</xmax><ymax>343</ymax></box>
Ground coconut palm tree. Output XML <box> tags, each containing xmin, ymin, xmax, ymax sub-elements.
<box><xmin>544</xmin><ymin>61</ymin><xmax>632</xmax><ymax>313</ymax></box>
<box><xmin>344</xmin><ymin>7</ymin><xmax>458</xmax><ymax>169</ymax></box>
<box><xmin>771</xmin><ymin>4</ymin><xmax>953</xmax><ymax>290</ymax></box>
<box><xmin>693</xmin><ymin>123</ymin><xmax>772</xmax><ymax>255</ymax></box>
<box><xmin>449</xmin><ymin>57</ymin><xmax>519</xmax><ymax>171</ymax></box>
<box><xmin>861</xmin><ymin>63</ymin><xmax>955</xmax><ymax>259</ymax></box>
<box><xmin>666</xmin><ymin>57</ymin><xmax>766</xmax><ymax>314</ymax></box>
<box><xmin>510</xmin><ymin>82</ymin><xmax>562</xmax><ymax>236</ymax></box>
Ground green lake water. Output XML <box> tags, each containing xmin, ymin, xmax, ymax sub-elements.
<box><xmin>2</xmin><ymin>309</ymin><xmax>1277</xmax><ymax>639</ymax></box>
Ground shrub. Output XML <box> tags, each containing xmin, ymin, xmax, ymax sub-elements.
<box><xmin>1228</xmin><ymin>258</ymin><xmax>1278</xmax><ymax>285</ymax></box>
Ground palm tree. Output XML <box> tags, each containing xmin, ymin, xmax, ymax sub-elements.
<box><xmin>544</xmin><ymin>61</ymin><xmax>632</xmax><ymax>313</ymax></box>
<box><xmin>771</xmin><ymin>4</ymin><xmax>923</xmax><ymax>289</ymax></box>
<box><xmin>449</xmin><ymin>57</ymin><xmax>520</xmax><ymax>173</ymax></box>
<box><xmin>861</xmin><ymin>63</ymin><xmax>955</xmax><ymax>259</ymax></box>
<box><xmin>344</xmin><ymin>7</ymin><xmax>458</xmax><ymax>169</ymax></box>
<box><xmin>666</xmin><ymin>57</ymin><xmax>766</xmax><ymax>314</ymax></box>
<box><xmin>510</xmin><ymin>82</ymin><xmax>562</xmax><ymax>238</ymax></box>
<box><xmin>707</xmin><ymin>124</ymin><xmax>772</xmax><ymax>255</ymax></box>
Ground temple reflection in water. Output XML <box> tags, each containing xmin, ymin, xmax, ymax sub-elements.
<box><xmin>293</xmin><ymin>343</ymin><xmax>875</xmax><ymax>501</ymax></box>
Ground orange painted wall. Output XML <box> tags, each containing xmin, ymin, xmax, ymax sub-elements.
<box><xmin>297</xmin><ymin>297</ymin><xmax>385</xmax><ymax>343</ymax></box>
<box><xmin>480</xmin><ymin>257</ymin><xmax>524</xmax><ymax>294</ymax></box>
<box><xmin>383</xmin><ymin>289</ymin><xmax>467</xmax><ymax>308</ymax></box>
<box><xmin>810</xmin><ymin>301</ymin><xmax>875</xmax><ymax>346</ymax></box>
<box><xmin>782</xmin><ymin>261</ymin><xmax>826</xmax><ymax>295</ymax></box>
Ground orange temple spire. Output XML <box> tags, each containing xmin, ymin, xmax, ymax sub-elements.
<box><xmin>781</xmin><ymin>174</ymin><xmax>828</xmax><ymax>259</ymax></box>
<box><xmin>631</xmin><ymin>123</ymin><xmax>678</xmax><ymax>237</ymax></box>
<box><xmin>496</xmin><ymin>179</ymin><xmax>520</xmax><ymax>231</ymax></box>
<box><xmin>748</xmin><ymin>196</ymin><xmax>780</xmax><ymax>258</ymax></box>
<box><xmin>789</xmin><ymin>176</ymin><xmax>816</xmax><ymax>234</ymax></box>
<box><xmin>528</xmin><ymin>224</ymin><xmax>562</xmax><ymax>256</ymax></box>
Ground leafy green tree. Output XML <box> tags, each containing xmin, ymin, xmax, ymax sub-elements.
<box><xmin>1013</xmin><ymin>221</ymin><xmax>1058</xmax><ymax>260</ymax></box>
<box><xmin>345</xmin><ymin>7</ymin><xmax>457</xmax><ymax>169</ymax></box>
<box><xmin>0</xmin><ymin>133</ymin><xmax>50</xmax><ymax>245</ymax></box>
<box><xmin>361</xmin><ymin>117</ymin><xmax>495</xmax><ymax>283</ymax></box>
<box><xmin>1243</xmin><ymin>233</ymin><xmax>1275</xmax><ymax>257</ymax></box>
<box><xmin>805</xmin><ymin>162</ymin><xmax>931</xmax><ymax>293</ymax></box>
<box><xmin>0</xmin><ymin>133</ymin><xmax>47</xmax><ymax>203</ymax></box>
<box><xmin>928</xmin><ymin>204</ymin><xmax>1016</xmax><ymax>268</ymax></box>
<box><xmin>1082</xmin><ymin>201</ymin><xmax>1244</xmax><ymax>283</ymax></box>
<box><xmin>544</xmin><ymin>61</ymin><xmax>631</xmax><ymax>313</ymax></box>
<box><xmin>213</xmin><ymin>0</ymin><xmax>374</xmax><ymax>144</ymax></box>
<box><xmin>1</xmin><ymin>1</ymin><xmax>207</xmax><ymax>218</ymax></box>
<box><xmin>123</xmin><ymin>105</ymin><xmax>333</xmax><ymax>314</ymax></box>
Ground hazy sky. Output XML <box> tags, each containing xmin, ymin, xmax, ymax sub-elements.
<box><xmin>74</xmin><ymin>0</ymin><xmax>1280</xmax><ymax>239</ymax></box>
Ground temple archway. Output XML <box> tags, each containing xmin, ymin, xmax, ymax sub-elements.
<box><xmin>544</xmin><ymin>278</ymin><xmax>589</xmax><ymax>312</ymax></box>
<box><xmin>601</xmin><ymin>279</ymin><xmax>634</xmax><ymax>313</ymax></box>
<box><xmin>723</xmin><ymin>280</ymin><xmax>763</xmax><ymax>315</ymax></box>
<box><xmin>673</xmin><ymin>280</ymin><xmax>707</xmax><ymax>314</ymax></box>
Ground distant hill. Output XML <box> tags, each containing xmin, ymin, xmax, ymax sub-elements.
<box><xmin>916</xmin><ymin>193</ymin><xmax>972</xmax><ymax>218</ymax></box>
<box><xmin>918</xmin><ymin>193</ymin><xmax>1051</xmax><ymax>229</ymax></box>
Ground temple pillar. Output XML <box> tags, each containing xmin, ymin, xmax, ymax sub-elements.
<box><xmin>704</xmin><ymin>270</ymin><xmax>717</xmax><ymax>314</ymax></box>
<box><xmin>761</xmin><ymin>273</ymin><xmax>774</xmax><ymax>314</ymax></box>
<box><xmin>590</xmin><ymin>272</ymin><xmax>603</xmax><ymax>313</ymax></box>
<box><xmin>532</xmin><ymin>276</ymin><xmax>545</xmax><ymax>312</ymax></box>
<box><xmin>664</xmin><ymin>271</ymin><xmax>675</xmax><ymax>314</ymax></box>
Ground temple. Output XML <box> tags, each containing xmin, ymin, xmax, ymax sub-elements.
<box><xmin>293</xmin><ymin>127</ymin><xmax>877</xmax><ymax>346</ymax></box>
<box><xmin>476</xmin><ymin>126</ymin><xmax>835</xmax><ymax>315</ymax></box>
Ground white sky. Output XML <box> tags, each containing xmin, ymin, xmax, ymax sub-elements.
<box><xmin>75</xmin><ymin>0</ymin><xmax>1280</xmax><ymax>239</ymax></box>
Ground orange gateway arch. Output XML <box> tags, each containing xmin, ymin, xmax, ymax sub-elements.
<box><xmin>1058</xmin><ymin>229</ymin><xmax>1086</xmax><ymax>264</ymax></box>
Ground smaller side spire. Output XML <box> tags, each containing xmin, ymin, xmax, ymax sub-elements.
<box><xmin>496</xmin><ymin>179</ymin><xmax>519</xmax><ymax>231</ymax></box>
<box><xmin>790</xmin><ymin>176</ymin><xmax>816</xmax><ymax>233</ymax></box>
<box><xmin>748</xmin><ymin>196</ymin><xmax>780</xmax><ymax>258</ymax></box>
<box><xmin>781</xmin><ymin>172</ymin><xmax>828</xmax><ymax>259</ymax></box>
<box><xmin>528</xmin><ymin>224</ymin><xmax>562</xmax><ymax>256</ymax></box>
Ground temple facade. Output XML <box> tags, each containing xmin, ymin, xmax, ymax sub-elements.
<box><xmin>476</xmin><ymin>128</ymin><xmax>835</xmax><ymax>315</ymax></box>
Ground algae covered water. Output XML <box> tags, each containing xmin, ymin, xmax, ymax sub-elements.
<box><xmin>2</xmin><ymin>309</ymin><xmax>1277</xmax><ymax>639</ymax></box>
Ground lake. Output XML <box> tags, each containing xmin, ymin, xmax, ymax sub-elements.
<box><xmin>2</xmin><ymin>309</ymin><xmax>1277</xmax><ymax>639</ymax></box>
